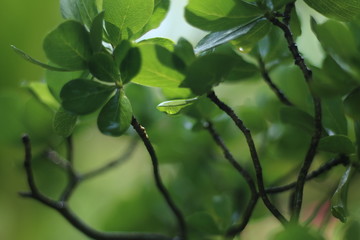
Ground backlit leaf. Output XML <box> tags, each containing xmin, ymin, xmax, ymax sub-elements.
<box><xmin>60</xmin><ymin>0</ymin><xmax>98</xmax><ymax>28</ymax></box>
<box><xmin>157</xmin><ymin>97</ymin><xmax>198</xmax><ymax>115</ymax></box>
<box><xmin>25</xmin><ymin>82</ymin><xmax>60</xmax><ymax>111</ymax></box>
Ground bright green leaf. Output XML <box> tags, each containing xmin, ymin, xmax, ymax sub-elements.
<box><xmin>131</xmin><ymin>42</ymin><xmax>184</xmax><ymax>88</ymax></box>
<box><xmin>53</xmin><ymin>107</ymin><xmax>78</xmax><ymax>137</ymax></box>
<box><xmin>89</xmin><ymin>52</ymin><xmax>120</xmax><ymax>82</ymax></box>
<box><xmin>157</xmin><ymin>97</ymin><xmax>198</xmax><ymax>115</ymax></box>
<box><xmin>161</xmin><ymin>87</ymin><xmax>193</xmax><ymax>99</ymax></box>
<box><xmin>318</xmin><ymin>135</ymin><xmax>355</xmax><ymax>154</ymax></box>
<box><xmin>60</xmin><ymin>0</ymin><xmax>98</xmax><ymax>28</ymax></box>
<box><xmin>185</xmin><ymin>0</ymin><xmax>262</xmax><ymax>31</ymax></box>
<box><xmin>97</xmin><ymin>89</ymin><xmax>133</xmax><ymax>136</ymax></box>
<box><xmin>196</xmin><ymin>18</ymin><xmax>271</xmax><ymax>53</ymax></box>
<box><xmin>304</xmin><ymin>0</ymin><xmax>360</xmax><ymax>22</ymax></box>
<box><xmin>181</xmin><ymin>54</ymin><xmax>237</xmax><ymax>95</ymax></box>
<box><xmin>103</xmin><ymin>0</ymin><xmax>154</xmax><ymax>39</ymax></box>
<box><xmin>272</xmin><ymin>224</ymin><xmax>324</xmax><ymax>240</ymax></box>
<box><xmin>25</xmin><ymin>82</ymin><xmax>60</xmax><ymax>111</ymax></box>
<box><xmin>60</xmin><ymin>79</ymin><xmax>115</xmax><ymax>114</ymax></box>
<box><xmin>331</xmin><ymin>167</ymin><xmax>355</xmax><ymax>223</ymax></box>
<box><xmin>43</xmin><ymin>21</ymin><xmax>92</xmax><ymax>70</ymax></box>
<box><xmin>344</xmin><ymin>87</ymin><xmax>360</xmax><ymax>120</ymax></box>
<box><xmin>120</xmin><ymin>47</ymin><xmax>141</xmax><ymax>84</ymax></box>
<box><xmin>90</xmin><ymin>11</ymin><xmax>105</xmax><ymax>52</ymax></box>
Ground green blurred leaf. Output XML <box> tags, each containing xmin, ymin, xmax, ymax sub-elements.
<box><xmin>11</xmin><ymin>45</ymin><xmax>72</xmax><ymax>72</ymax></box>
<box><xmin>25</xmin><ymin>82</ymin><xmax>60</xmax><ymax>111</ymax></box>
<box><xmin>237</xmin><ymin>105</ymin><xmax>267</xmax><ymax>133</ymax></box>
<box><xmin>174</xmin><ymin>38</ymin><xmax>196</xmax><ymax>66</ymax></box>
<box><xmin>161</xmin><ymin>87</ymin><xmax>193</xmax><ymax>99</ymax></box>
<box><xmin>157</xmin><ymin>97</ymin><xmax>198</xmax><ymax>115</ymax></box>
<box><xmin>342</xmin><ymin>220</ymin><xmax>360</xmax><ymax>240</ymax></box>
<box><xmin>187</xmin><ymin>212</ymin><xmax>221</xmax><ymax>235</ymax></box>
<box><xmin>271</xmin><ymin>224</ymin><xmax>324</xmax><ymax>240</ymax></box>
<box><xmin>120</xmin><ymin>47</ymin><xmax>141</xmax><ymax>84</ymax></box>
<box><xmin>181</xmin><ymin>54</ymin><xmax>236</xmax><ymax>95</ymax></box>
<box><xmin>280</xmin><ymin>106</ymin><xmax>315</xmax><ymax>135</ymax></box>
<box><xmin>344</xmin><ymin>87</ymin><xmax>360</xmax><ymax>120</ymax></box>
<box><xmin>97</xmin><ymin>89</ymin><xmax>133</xmax><ymax>136</ymax></box>
<box><xmin>196</xmin><ymin>18</ymin><xmax>270</xmax><ymax>53</ymax></box>
<box><xmin>89</xmin><ymin>52</ymin><xmax>120</xmax><ymax>82</ymax></box>
<box><xmin>53</xmin><ymin>107</ymin><xmax>78</xmax><ymax>137</ymax></box>
<box><xmin>304</xmin><ymin>0</ymin><xmax>360</xmax><ymax>22</ymax></box>
<box><xmin>90</xmin><ymin>11</ymin><xmax>105</xmax><ymax>52</ymax></box>
<box><xmin>185</xmin><ymin>0</ymin><xmax>262</xmax><ymax>31</ymax></box>
<box><xmin>131</xmin><ymin>41</ymin><xmax>184</xmax><ymax>88</ymax></box>
<box><xmin>60</xmin><ymin>0</ymin><xmax>98</xmax><ymax>28</ymax></box>
<box><xmin>331</xmin><ymin>166</ymin><xmax>355</xmax><ymax>223</ymax></box>
<box><xmin>60</xmin><ymin>79</ymin><xmax>115</xmax><ymax>114</ymax></box>
<box><xmin>43</xmin><ymin>21</ymin><xmax>92</xmax><ymax>70</ymax></box>
<box><xmin>132</xmin><ymin>0</ymin><xmax>170</xmax><ymax>39</ymax></box>
<box><xmin>355</xmin><ymin>120</ymin><xmax>360</xmax><ymax>161</ymax></box>
<box><xmin>322</xmin><ymin>97</ymin><xmax>348</xmax><ymax>135</ymax></box>
<box><xmin>318</xmin><ymin>135</ymin><xmax>355</xmax><ymax>154</ymax></box>
<box><xmin>103</xmin><ymin>0</ymin><xmax>154</xmax><ymax>39</ymax></box>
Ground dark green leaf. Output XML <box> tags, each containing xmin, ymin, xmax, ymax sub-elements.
<box><xmin>53</xmin><ymin>107</ymin><xmax>78</xmax><ymax>137</ymax></box>
<box><xmin>90</xmin><ymin>11</ymin><xmax>104</xmax><ymax>52</ymax></box>
<box><xmin>43</xmin><ymin>21</ymin><xmax>92</xmax><ymax>70</ymax></box>
<box><xmin>89</xmin><ymin>52</ymin><xmax>120</xmax><ymax>82</ymax></box>
<box><xmin>60</xmin><ymin>0</ymin><xmax>98</xmax><ymax>28</ymax></box>
<box><xmin>187</xmin><ymin>212</ymin><xmax>221</xmax><ymax>235</ymax></box>
<box><xmin>131</xmin><ymin>41</ymin><xmax>184</xmax><ymax>88</ymax></box>
<box><xmin>120</xmin><ymin>47</ymin><xmax>141</xmax><ymax>84</ymax></box>
<box><xmin>304</xmin><ymin>0</ymin><xmax>360</xmax><ymax>22</ymax></box>
<box><xmin>113</xmin><ymin>40</ymin><xmax>132</xmax><ymax>67</ymax></box>
<box><xmin>97</xmin><ymin>89</ymin><xmax>133</xmax><ymax>136</ymax></box>
<box><xmin>318</xmin><ymin>135</ymin><xmax>355</xmax><ymax>154</ymax></box>
<box><xmin>331</xmin><ymin>167</ymin><xmax>355</xmax><ymax>223</ymax></box>
<box><xmin>157</xmin><ymin>97</ymin><xmax>198</xmax><ymax>115</ymax></box>
<box><xmin>185</xmin><ymin>0</ymin><xmax>262</xmax><ymax>31</ymax></box>
<box><xmin>273</xmin><ymin>0</ymin><xmax>295</xmax><ymax>10</ymax></box>
<box><xmin>322</xmin><ymin>97</ymin><xmax>348</xmax><ymax>135</ymax></box>
<box><xmin>60</xmin><ymin>79</ymin><xmax>115</xmax><ymax>114</ymax></box>
<box><xmin>195</xmin><ymin>18</ymin><xmax>271</xmax><ymax>53</ymax></box>
<box><xmin>280</xmin><ymin>106</ymin><xmax>315</xmax><ymax>135</ymax></box>
<box><xmin>11</xmin><ymin>45</ymin><xmax>72</xmax><ymax>72</ymax></box>
<box><xmin>181</xmin><ymin>54</ymin><xmax>238</xmax><ymax>95</ymax></box>
<box><xmin>174</xmin><ymin>38</ymin><xmax>196</xmax><ymax>66</ymax></box>
<box><xmin>355</xmin><ymin>121</ymin><xmax>360</xmax><ymax>161</ymax></box>
<box><xmin>103</xmin><ymin>0</ymin><xmax>154</xmax><ymax>39</ymax></box>
<box><xmin>344</xmin><ymin>87</ymin><xmax>360</xmax><ymax>120</ymax></box>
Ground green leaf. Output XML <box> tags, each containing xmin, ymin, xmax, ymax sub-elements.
<box><xmin>318</xmin><ymin>135</ymin><xmax>355</xmax><ymax>154</ymax></box>
<box><xmin>187</xmin><ymin>212</ymin><xmax>221</xmax><ymax>235</ymax></box>
<box><xmin>120</xmin><ymin>47</ymin><xmax>141</xmax><ymax>84</ymax></box>
<box><xmin>311</xmin><ymin>18</ymin><xmax>358</xmax><ymax>62</ymax></box>
<box><xmin>97</xmin><ymin>89</ymin><xmax>133</xmax><ymax>136</ymax></box>
<box><xmin>237</xmin><ymin>105</ymin><xmax>267</xmax><ymax>133</ymax></box>
<box><xmin>185</xmin><ymin>0</ymin><xmax>262</xmax><ymax>31</ymax></box>
<box><xmin>161</xmin><ymin>87</ymin><xmax>193</xmax><ymax>99</ymax></box>
<box><xmin>53</xmin><ymin>107</ymin><xmax>78</xmax><ymax>137</ymax></box>
<box><xmin>89</xmin><ymin>52</ymin><xmax>120</xmax><ymax>82</ymax></box>
<box><xmin>60</xmin><ymin>0</ymin><xmax>98</xmax><ymax>28</ymax></box>
<box><xmin>131</xmin><ymin>41</ymin><xmax>184</xmax><ymax>88</ymax></box>
<box><xmin>60</xmin><ymin>79</ymin><xmax>115</xmax><ymax>115</ymax></box>
<box><xmin>25</xmin><ymin>82</ymin><xmax>60</xmax><ymax>111</ymax></box>
<box><xmin>355</xmin><ymin>120</ymin><xmax>360</xmax><ymax>161</ymax></box>
<box><xmin>43</xmin><ymin>21</ymin><xmax>92</xmax><ymax>70</ymax></box>
<box><xmin>271</xmin><ymin>224</ymin><xmax>324</xmax><ymax>240</ymax></box>
<box><xmin>46</xmin><ymin>69</ymin><xmax>86</xmax><ymax>101</ymax></box>
<box><xmin>11</xmin><ymin>45</ymin><xmax>72</xmax><ymax>72</ymax></box>
<box><xmin>195</xmin><ymin>18</ymin><xmax>271</xmax><ymax>53</ymax></box>
<box><xmin>132</xmin><ymin>0</ymin><xmax>170</xmax><ymax>39</ymax></box>
<box><xmin>103</xmin><ymin>0</ymin><xmax>154</xmax><ymax>39</ymax></box>
<box><xmin>322</xmin><ymin>97</ymin><xmax>348</xmax><ymax>135</ymax></box>
<box><xmin>174</xmin><ymin>38</ymin><xmax>196</xmax><ymax>66</ymax></box>
<box><xmin>113</xmin><ymin>40</ymin><xmax>132</xmax><ymax>67</ymax></box>
<box><xmin>280</xmin><ymin>106</ymin><xmax>315</xmax><ymax>135</ymax></box>
<box><xmin>273</xmin><ymin>0</ymin><xmax>295</xmax><ymax>10</ymax></box>
<box><xmin>157</xmin><ymin>97</ymin><xmax>198</xmax><ymax>115</ymax></box>
<box><xmin>181</xmin><ymin>54</ymin><xmax>237</xmax><ymax>95</ymax></box>
<box><xmin>331</xmin><ymin>167</ymin><xmax>355</xmax><ymax>223</ymax></box>
<box><xmin>344</xmin><ymin>87</ymin><xmax>360</xmax><ymax>120</ymax></box>
<box><xmin>90</xmin><ymin>11</ymin><xmax>105</xmax><ymax>52</ymax></box>
<box><xmin>304</xmin><ymin>0</ymin><xmax>360</xmax><ymax>22</ymax></box>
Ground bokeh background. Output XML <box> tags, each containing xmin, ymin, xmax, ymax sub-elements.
<box><xmin>1</xmin><ymin>1</ymin><xmax>358</xmax><ymax>239</ymax></box>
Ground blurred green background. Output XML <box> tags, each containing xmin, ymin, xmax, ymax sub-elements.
<box><xmin>1</xmin><ymin>1</ymin><xmax>358</xmax><ymax>239</ymax></box>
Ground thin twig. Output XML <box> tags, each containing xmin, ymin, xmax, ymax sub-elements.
<box><xmin>204</xmin><ymin>121</ymin><xmax>259</xmax><ymax>235</ymax></box>
<box><xmin>21</xmin><ymin>134</ymin><xmax>175</xmax><ymax>240</ymax></box>
<box><xmin>258</xmin><ymin>56</ymin><xmax>293</xmax><ymax>106</ymax></box>
<box><xmin>131</xmin><ymin>117</ymin><xmax>187</xmax><ymax>240</ymax></box>
<box><xmin>207</xmin><ymin>91</ymin><xmax>288</xmax><ymax>225</ymax></box>
<box><xmin>266</xmin><ymin>10</ymin><xmax>323</xmax><ymax>223</ymax></box>
<box><xmin>266</xmin><ymin>155</ymin><xmax>349</xmax><ymax>194</ymax></box>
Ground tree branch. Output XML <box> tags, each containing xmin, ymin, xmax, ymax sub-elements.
<box><xmin>266</xmin><ymin>10</ymin><xmax>323</xmax><ymax>223</ymax></box>
<box><xmin>204</xmin><ymin>121</ymin><xmax>259</xmax><ymax>235</ymax></box>
<box><xmin>258</xmin><ymin>56</ymin><xmax>293</xmax><ymax>106</ymax></box>
<box><xmin>21</xmin><ymin>134</ymin><xmax>175</xmax><ymax>240</ymax></box>
<box><xmin>207</xmin><ymin>91</ymin><xmax>287</xmax><ymax>225</ymax></box>
<box><xmin>131</xmin><ymin>117</ymin><xmax>187</xmax><ymax>240</ymax></box>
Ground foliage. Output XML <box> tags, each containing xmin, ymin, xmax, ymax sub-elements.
<box><xmin>12</xmin><ymin>0</ymin><xmax>360</xmax><ymax>239</ymax></box>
